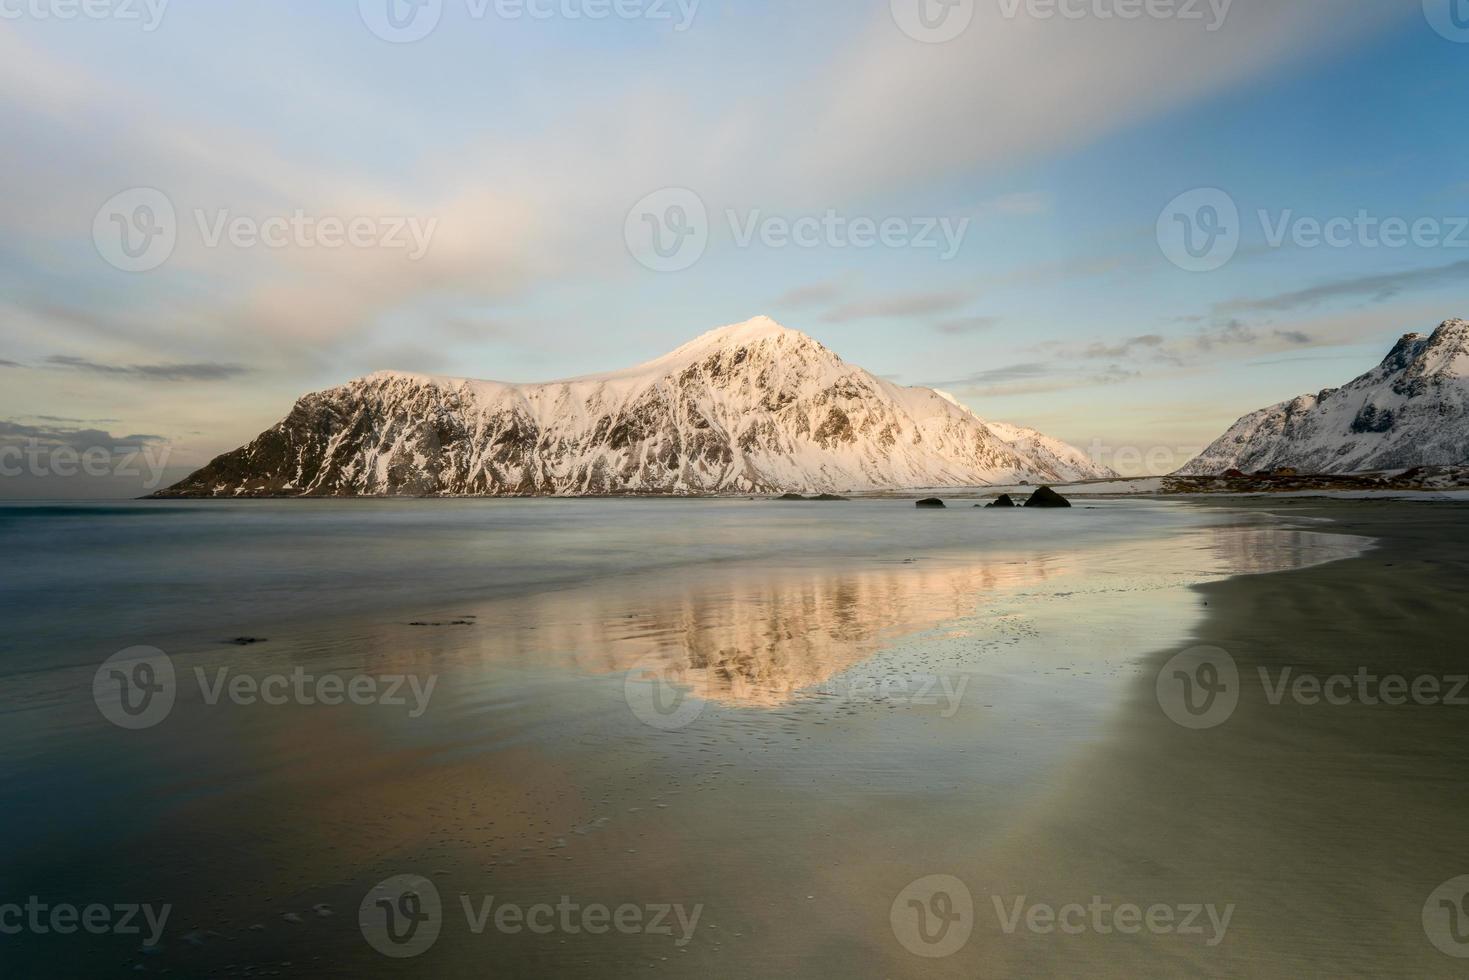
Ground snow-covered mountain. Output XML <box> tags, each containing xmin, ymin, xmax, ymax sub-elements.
<box><xmin>973</xmin><ymin>417</ymin><xmax>1105</xmax><ymax>484</ymax></box>
<box><xmin>1179</xmin><ymin>318</ymin><xmax>1469</xmax><ymax>475</ymax></box>
<box><xmin>158</xmin><ymin>317</ymin><xmax>1113</xmax><ymax>497</ymax></box>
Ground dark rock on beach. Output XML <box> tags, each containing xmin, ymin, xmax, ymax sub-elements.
<box><xmin>916</xmin><ymin>498</ymin><xmax>947</xmax><ymax>509</ymax></box>
<box><xmin>985</xmin><ymin>494</ymin><xmax>1017</xmax><ymax>508</ymax></box>
<box><xmin>1024</xmin><ymin>487</ymin><xmax>1072</xmax><ymax>508</ymax></box>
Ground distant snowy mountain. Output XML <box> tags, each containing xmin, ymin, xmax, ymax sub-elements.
<box><xmin>1179</xmin><ymin>318</ymin><xmax>1469</xmax><ymax>475</ymax></box>
<box><xmin>973</xmin><ymin>418</ymin><xmax>1106</xmax><ymax>485</ymax></box>
<box><xmin>158</xmin><ymin>317</ymin><xmax>1113</xmax><ymax>497</ymax></box>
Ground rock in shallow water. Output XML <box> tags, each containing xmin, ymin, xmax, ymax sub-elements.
<box><xmin>916</xmin><ymin>498</ymin><xmax>947</xmax><ymax>509</ymax></box>
<box><xmin>1024</xmin><ymin>486</ymin><xmax>1072</xmax><ymax>508</ymax></box>
<box><xmin>985</xmin><ymin>494</ymin><xmax>1017</xmax><ymax>508</ymax></box>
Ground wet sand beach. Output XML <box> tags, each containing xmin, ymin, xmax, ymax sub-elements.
<box><xmin>933</xmin><ymin>499</ymin><xmax>1469</xmax><ymax>978</ymax></box>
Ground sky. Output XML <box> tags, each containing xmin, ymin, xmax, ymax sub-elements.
<box><xmin>2</xmin><ymin>0</ymin><xmax>1467</xmax><ymax>494</ymax></box>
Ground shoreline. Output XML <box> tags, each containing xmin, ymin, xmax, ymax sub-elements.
<box><xmin>932</xmin><ymin>498</ymin><xmax>1469</xmax><ymax>977</ymax></box>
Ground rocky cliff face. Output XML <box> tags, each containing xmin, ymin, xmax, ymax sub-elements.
<box><xmin>1179</xmin><ymin>319</ymin><xmax>1469</xmax><ymax>475</ymax></box>
<box><xmin>158</xmin><ymin>317</ymin><xmax>1114</xmax><ymax>497</ymax></box>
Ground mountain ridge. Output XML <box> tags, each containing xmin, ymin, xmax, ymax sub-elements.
<box><xmin>1179</xmin><ymin>318</ymin><xmax>1469</xmax><ymax>475</ymax></box>
<box><xmin>157</xmin><ymin>317</ymin><xmax>1114</xmax><ymax>497</ymax></box>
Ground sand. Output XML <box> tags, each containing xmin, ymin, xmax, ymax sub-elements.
<box><xmin>931</xmin><ymin>499</ymin><xmax>1469</xmax><ymax>977</ymax></box>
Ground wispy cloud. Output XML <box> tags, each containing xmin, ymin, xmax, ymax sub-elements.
<box><xmin>935</xmin><ymin>363</ymin><xmax>1054</xmax><ymax>388</ymax></box>
<box><xmin>1083</xmin><ymin>334</ymin><xmax>1165</xmax><ymax>358</ymax></box>
<box><xmin>1194</xmin><ymin>319</ymin><xmax>1257</xmax><ymax>351</ymax></box>
<box><xmin>43</xmin><ymin>356</ymin><xmax>251</xmax><ymax>382</ymax></box>
<box><xmin>932</xmin><ymin>360</ymin><xmax>1141</xmax><ymax>398</ymax></box>
<box><xmin>1217</xmin><ymin>259</ymin><xmax>1469</xmax><ymax>314</ymax></box>
<box><xmin>822</xmin><ymin>291</ymin><xmax>971</xmax><ymax>323</ymax></box>
<box><xmin>1246</xmin><ymin>353</ymin><xmax>1363</xmax><ymax>368</ymax></box>
<box><xmin>984</xmin><ymin>252</ymin><xmax>1135</xmax><ymax>289</ymax></box>
<box><xmin>771</xmin><ymin>282</ymin><xmax>843</xmax><ymax>308</ymax></box>
<box><xmin>932</xmin><ymin>316</ymin><xmax>999</xmax><ymax>335</ymax></box>
<box><xmin>33</xmin><ymin>415</ymin><xmax>121</xmax><ymax>424</ymax></box>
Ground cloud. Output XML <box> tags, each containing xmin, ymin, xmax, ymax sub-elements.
<box><xmin>1091</xmin><ymin>364</ymin><xmax>1140</xmax><ymax>385</ymax></box>
<box><xmin>1195</xmin><ymin>319</ymin><xmax>1257</xmax><ymax>351</ymax></box>
<box><xmin>1083</xmin><ymin>334</ymin><xmax>1165</xmax><ymax>358</ymax></box>
<box><xmin>1273</xmin><ymin>329</ymin><xmax>1313</xmax><ymax>345</ymax></box>
<box><xmin>936</xmin><ymin>363</ymin><xmax>1055</xmax><ymax>388</ymax></box>
<box><xmin>0</xmin><ymin>420</ymin><xmax>166</xmax><ymax>451</ymax></box>
<box><xmin>1035</xmin><ymin>315</ymin><xmax>1325</xmax><ymax>384</ymax></box>
<box><xmin>43</xmin><ymin>356</ymin><xmax>252</xmax><ymax>382</ymax></box>
<box><xmin>932</xmin><ymin>316</ymin><xmax>999</xmax><ymax>335</ymax></box>
<box><xmin>784</xmin><ymin>1</ymin><xmax>1407</xmax><ymax>200</ymax></box>
<box><xmin>1217</xmin><ymin>259</ymin><xmax>1469</xmax><ymax>314</ymax></box>
<box><xmin>1246</xmin><ymin>354</ymin><xmax>1364</xmax><ymax>368</ymax></box>
<box><xmin>821</xmin><ymin>291</ymin><xmax>971</xmax><ymax>323</ymax></box>
<box><xmin>33</xmin><ymin>415</ymin><xmax>120</xmax><ymax>423</ymax></box>
<box><xmin>986</xmin><ymin>252</ymin><xmax>1136</xmax><ymax>289</ymax></box>
<box><xmin>771</xmin><ymin>282</ymin><xmax>843</xmax><ymax>308</ymax></box>
<box><xmin>932</xmin><ymin>360</ymin><xmax>1141</xmax><ymax>398</ymax></box>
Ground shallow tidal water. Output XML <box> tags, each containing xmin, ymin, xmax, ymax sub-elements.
<box><xmin>0</xmin><ymin>498</ymin><xmax>1368</xmax><ymax>977</ymax></box>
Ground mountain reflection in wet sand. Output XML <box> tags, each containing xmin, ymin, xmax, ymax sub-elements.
<box><xmin>473</xmin><ymin>555</ymin><xmax>1062</xmax><ymax>708</ymax></box>
<box><xmin>417</xmin><ymin>521</ymin><xmax>1366</xmax><ymax>710</ymax></box>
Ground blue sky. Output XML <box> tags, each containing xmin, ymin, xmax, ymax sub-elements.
<box><xmin>2</xmin><ymin>0</ymin><xmax>1466</xmax><ymax>486</ymax></box>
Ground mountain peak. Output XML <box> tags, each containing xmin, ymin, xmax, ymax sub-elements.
<box><xmin>1414</xmin><ymin>317</ymin><xmax>1469</xmax><ymax>378</ymax></box>
<box><xmin>1427</xmin><ymin>317</ymin><xmax>1469</xmax><ymax>351</ymax></box>
<box><xmin>677</xmin><ymin>315</ymin><xmax>812</xmax><ymax>350</ymax></box>
<box><xmin>648</xmin><ymin>316</ymin><xmax>839</xmax><ymax>374</ymax></box>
